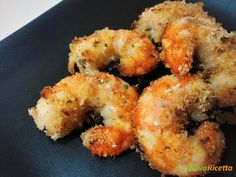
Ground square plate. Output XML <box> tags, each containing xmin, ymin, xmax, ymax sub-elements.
<box><xmin>0</xmin><ymin>0</ymin><xmax>235</xmax><ymax>176</ymax></box>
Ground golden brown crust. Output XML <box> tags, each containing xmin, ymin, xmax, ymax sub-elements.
<box><xmin>134</xmin><ymin>0</ymin><xmax>236</xmax><ymax>107</ymax></box>
<box><xmin>133</xmin><ymin>0</ymin><xmax>208</xmax><ymax>42</ymax></box>
<box><xmin>68</xmin><ymin>28</ymin><xmax>159</xmax><ymax>76</ymax></box>
<box><xmin>81</xmin><ymin>126</ymin><xmax>134</xmax><ymax>157</ymax></box>
<box><xmin>161</xmin><ymin>17</ymin><xmax>196</xmax><ymax>75</ymax></box>
<box><xmin>133</xmin><ymin>75</ymin><xmax>225</xmax><ymax>176</ymax></box>
<box><xmin>161</xmin><ymin>16</ymin><xmax>236</xmax><ymax>107</ymax></box>
<box><xmin>28</xmin><ymin>72</ymin><xmax>138</xmax><ymax>156</ymax></box>
<box><xmin>196</xmin><ymin>122</ymin><xmax>225</xmax><ymax>165</ymax></box>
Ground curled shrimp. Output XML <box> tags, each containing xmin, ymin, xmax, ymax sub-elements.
<box><xmin>133</xmin><ymin>1</ymin><xmax>209</xmax><ymax>43</ymax></box>
<box><xmin>68</xmin><ymin>28</ymin><xmax>159</xmax><ymax>76</ymax></box>
<box><xmin>28</xmin><ymin>72</ymin><xmax>138</xmax><ymax>157</ymax></box>
<box><xmin>134</xmin><ymin>0</ymin><xmax>236</xmax><ymax>107</ymax></box>
<box><xmin>161</xmin><ymin>16</ymin><xmax>236</xmax><ymax>107</ymax></box>
<box><xmin>133</xmin><ymin>75</ymin><xmax>225</xmax><ymax>177</ymax></box>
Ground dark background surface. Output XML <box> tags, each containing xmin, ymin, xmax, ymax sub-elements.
<box><xmin>0</xmin><ymin>0</ymin><xmax>236</xmax><ymax>176</ymax></box>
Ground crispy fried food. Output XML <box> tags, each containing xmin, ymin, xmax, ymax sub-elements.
<box><xmin>133</xmin><ymin>75</ymin><xmax>225</xmax><ymax>177</ymax></box>
<box><xmin>134</xmin><ymin>0</ymin><xmax>236</xmax><ymax>107</ymax></box>
<box><xmin>133</xmin><ymin>0</ymin><xmax>208</xmax><ymax>43</ymax></box>
<box><xmin>28</xmin><ymin>72</ymin><xmax>138</xmax><ymax>157</ymax></box>
<box><xmin>161</xmin><ymin>17</ymin><xmax>197</xmax><ymax>75</ymax></box>
<box><xmin>68</xmin><ymin>28</ymin><xmax>158</xmax><ymax>76</ymax></box>
<box><xmin>161</xmin><ymin>16</ymin><xmax>236</xmax><ymax>107</ymax></box>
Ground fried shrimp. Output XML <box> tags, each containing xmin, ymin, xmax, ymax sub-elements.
<box><xmin>133</xmin><ymin>75</ymin><xmax>225</xmax><ymax>177</ymax></box>
<box><xmin>161</xmin><ymin>17</ymin><xmax>197</xmax><ymax>75</ymax></box>
<box><xmin>134</xmin><ymin>0</ymin><xmax>236</xmax><ymax>107</ymax></box>
<box><xmin>133</xmin><ymin>1</ymin><xmax>208</xmax><ymax>43</ymax></box>
<box><xmin>68</xmin><ymin>28</ymin><xmax>158</xmax><ymax>76</ymax></box>
<box><xmin>28</xmin><ymin>72</ymin><xmax>138</xmax><ymax>157</ymax></box>
<box><xmin>161</xmin><ymin>16</ymin><xmax>236</xmax><ymax>107</ymax></box>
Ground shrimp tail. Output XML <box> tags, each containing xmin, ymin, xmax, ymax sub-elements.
<box><xmin>81</xmin><ymin>126</ymin><xmax>135</xmax><ymax>157</ymax></box>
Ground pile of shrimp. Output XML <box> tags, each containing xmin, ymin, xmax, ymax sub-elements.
<box><xmin>134</xmin><ymin>0</ymin><xmax>236</xmax><ymax>107</ymax></box>
<box><xmin>28</xmin><ymin>0</ymin><xmax>235</xmax><ymax>176</ymax></box>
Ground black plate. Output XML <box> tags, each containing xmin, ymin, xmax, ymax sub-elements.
<box><xmin>0</xmin><ymin>0</ymin><xmax>235</xmax><ymax>176</ymax></box>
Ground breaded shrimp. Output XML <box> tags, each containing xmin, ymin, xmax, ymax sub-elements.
<box><xmin>133</xmin><ymin>75</ymin><xmax>225</xmax><ymax>177</ymax></box>
<box><xmin>161</xmin><ymin>16</ymin><xmax>236</xmax><ymax>107</ymax></box>
<box><xmin>133</xmin><ymin>0</ymin><xmax>209</xmax><ymax>43</ymax></box>
<box><xmin>68</xmin><ymin>28</ymin><xmax>159</xmax><ymax>76</ymax></box>
<box><xmin>161</xmin><ymin>17</ymin><xmax>197</xmax><ymax>75</ymax></box>
<box><xmin>28</xmin><ymin>72</ymin><xmax>138</xmax><ymax>157</ymax></box>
